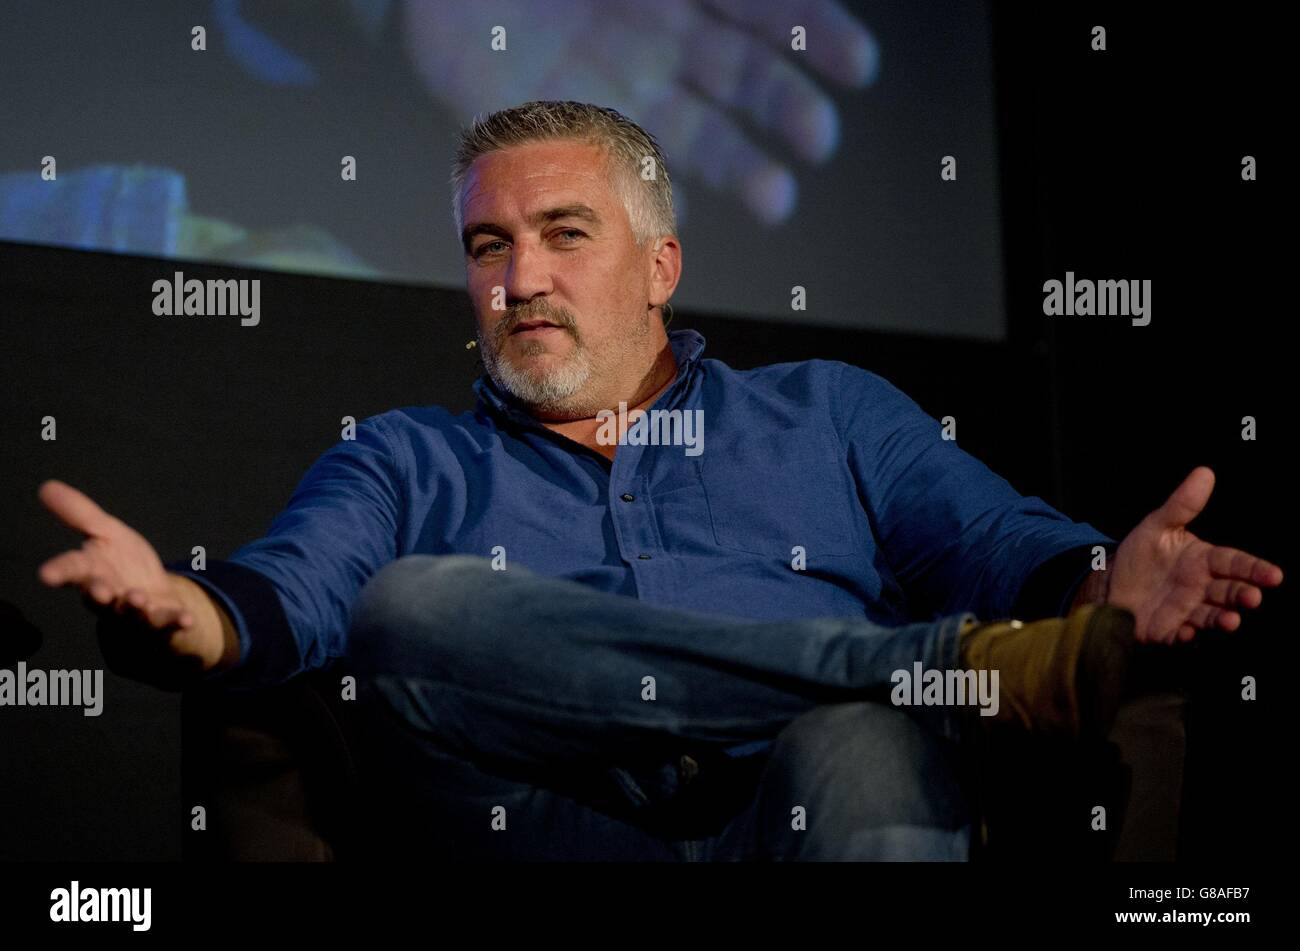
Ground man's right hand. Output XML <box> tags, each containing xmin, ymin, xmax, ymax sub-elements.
<box><xmin>36</xmin><ymin>479</ymin><xmax>238</xmax><ymax>687</ymax></box>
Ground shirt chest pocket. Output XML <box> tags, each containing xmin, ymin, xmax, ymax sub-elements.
<box><xmin>699</xmin><ymin>428</ymin><xmax>858</xmax><ymax>558</ymax></box>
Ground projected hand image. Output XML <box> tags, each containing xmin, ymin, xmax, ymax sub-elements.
<box><xmin>399</xmin><ymin>0</ymin><xmax>880</xmax><ymax>225</ymax></box>
<box><xmin>4</xmin><ymin>0</ymin><xmax>915</xmax><ymax>297</ymax></box>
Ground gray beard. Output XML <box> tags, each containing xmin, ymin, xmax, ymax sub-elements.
<box><xmin>479</xmin><ymin>329</ymin><xmax>596</xmax><ymax>415</ymax></box>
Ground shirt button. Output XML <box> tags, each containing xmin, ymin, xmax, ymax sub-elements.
<box><xmin>620</xmin><ymin>493</ymin><xmax>635</xmax><ymax>502</ymax></box>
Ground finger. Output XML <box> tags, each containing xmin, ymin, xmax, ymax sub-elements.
<box><xmin>690</xmin><ymin>17</ymin><xmax>841</xmax><ymax>163</ymax></box>
<box><xmin>1204</xmin><ymin>578</ymin><xmax>1262</xmax><ymax>610</ymax></box>
<box><xmin>85</xmin><ymin>576</ymin><xmax>118</xmax><ymax>606</ymax></box>
<box><xmin>139</xmin><ymin>596</ymin><xmax>191</xmax><ymax>632</ymax></box>
<box><xmin>38</xmin><ymin>480</ymin><xmax>118</xmax><ymax>538</ymax></box>
<box><xmin>1207</xmin><ymin>545</ymin><xmax>1284</xmax><ymax>587</ymax></box>
<box><xmin>698</xmin><ymin>0</ymin><xmax>880</xmax><ymax>88</ymax></box>
<box><xmin>114</xmin><ymin>587</ymin><xmax>150</xmax><ymax>619</ymax></box>
<box><xmin>38</xmin><ymin>550</ymin><xmax>95</xmax><ymax>587</ymax></box>
<box><xmin>1189</xmin><ymin>603</ymin><xmax>1240</xmax><ymax>632</ymax></box>
<box><xmin>1176</xmin><ymin>624</ymin><xmax>1196</xmax><ymax>643</ymax></box>
<box><xmin>1149</xmin><ymin>466</ymin><xmax>1215</xmax><ymax>531</ymax></box>
<box><xmin>635</xmin><ymin>85</ymin><xmax>797</xmax><ymax>225</ymax></box>
<box><xmin>607</xmin><ymin>3</ymin><xmax>843</xmax><ymax>164</ymax></box>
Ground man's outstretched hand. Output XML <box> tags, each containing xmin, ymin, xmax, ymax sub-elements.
<box><xmin>36</xmin><ymin>479</ymin><xmax>235</xmax><ymax>686</ymax></box>
<box><xmin>1106</xmin><ymin>466</ymin><xmax>1283</xmax><ymax>644</ymax></box>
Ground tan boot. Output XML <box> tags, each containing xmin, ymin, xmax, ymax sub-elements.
<box><xmin>957</xmin><ymin>602</ymin><xmax>1136</xmax><ymax>739</ymax></box>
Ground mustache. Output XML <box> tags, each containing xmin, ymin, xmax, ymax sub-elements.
<box><xmin>494</xmin><ymin>304</ymin><xmax>577</xmax><ymax>343</ymax></box>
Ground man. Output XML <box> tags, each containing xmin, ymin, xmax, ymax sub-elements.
<box><xmin>38</xmin><ymin>101</ymin><xmax>1281</xmax><ymax>861</ymax></box>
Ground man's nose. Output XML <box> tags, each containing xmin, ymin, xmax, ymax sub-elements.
<box><xmin>501</xmin><ymin>239</ymin><xmax>553</xmax><ymax>303</ymax></box>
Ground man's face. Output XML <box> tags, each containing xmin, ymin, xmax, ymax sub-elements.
<box><xmin>459</xmin><ymin>139</ymin><xmax>666</xmax><ymax>418</ymax></box>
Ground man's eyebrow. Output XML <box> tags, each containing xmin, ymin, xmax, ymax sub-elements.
<box><xmin>461</xmin><ymin>203</ymin><xmax>602</xmax><ymax>254</ymax></box>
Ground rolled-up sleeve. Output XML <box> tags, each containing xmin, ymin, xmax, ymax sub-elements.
<box><xmin>167</xmin><ymin>413</ymin><xmax>406</xmax><ymax>689</ymax></box>
<box><xmin>832</xmin><ymin>362</ymin><xmax>1115</xmax><ymax>621</ymax></box>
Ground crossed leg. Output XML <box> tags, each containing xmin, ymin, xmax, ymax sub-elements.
<box><xmin>343</xmin><ymin>554</ymin><xmax>976</xmax><ymax>861</ymax></box>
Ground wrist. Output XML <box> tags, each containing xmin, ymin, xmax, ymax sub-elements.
<box><xmin>1069</xmin><ymin>568</ymin><xmax>1110</xmax><ymax>612</ymax></box>
<box><xmin>169</xmin><ymin>574</ymin><xmax>240</xmax><ymax>672</ymax></box>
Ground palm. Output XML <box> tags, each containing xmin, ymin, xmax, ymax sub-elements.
<box><xmin>1107</xmin><ymin>467</ymin><xmax>1282</xmax><ymax>644</ymax></box>
<box><xmin>37</xmin><ymin>480</ymin><xmax>186</xmax><ymax>630</ymax></box>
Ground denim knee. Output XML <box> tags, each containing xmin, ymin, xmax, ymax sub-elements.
<box><xmin>758</xmin><ymin>701</ymin><xmax>971</xmax><ymax>859</ymax></box>
<box><xmin>346</xmin><ymin>553</ymin><xmax>498</xmax><ymax>676</ymax></box>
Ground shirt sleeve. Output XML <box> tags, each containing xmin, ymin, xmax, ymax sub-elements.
<box><xmin>166</xmin><ymin>413</ymin><xmax>406</xmax><ymax>690</ymax></box>
<box><xmin>1013</xmin><ymin>540</ymin><xmax>1120</xmax><ymax>620</ymax></box>
<box><xmin>831</xmin><ymin>362</ymin><xmax>1116</xmax><ymax>622</ymax></box>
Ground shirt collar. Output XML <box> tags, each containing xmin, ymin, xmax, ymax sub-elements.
<box><xmin>472</xmin><ymin>328</ymin><xmax>707</xmax><ymax>430</ymax></box>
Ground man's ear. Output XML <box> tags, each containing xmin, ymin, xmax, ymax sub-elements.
<box><xmin>647</xmin><ymin>235</ymin><xmax>682</xmax><ymax>305</ymax></box>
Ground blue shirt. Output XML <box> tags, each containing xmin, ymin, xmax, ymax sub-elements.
<box><xmin>168</xmin><ymin>328</ymin><xmax>1114</xmax><ymax>699</ymax></box>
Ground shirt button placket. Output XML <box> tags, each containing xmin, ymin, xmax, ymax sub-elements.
<box><xmin>616</xmin><ymin>475</ymin><xmax>657</xmax><ymax>565</ymax></box>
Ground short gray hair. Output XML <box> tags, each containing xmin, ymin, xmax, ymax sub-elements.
<box><xmin>451</xmin><ymin>100</ymin><xmax>677</xmax><ymax>249</ymax></box>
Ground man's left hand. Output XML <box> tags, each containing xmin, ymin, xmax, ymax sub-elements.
<box><xmin>1105</xmin><ymin>466</ymin><xmax>1283</xmax><ymax>644</ymax></box>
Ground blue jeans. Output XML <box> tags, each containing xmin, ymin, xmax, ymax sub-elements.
<box><xmin>343</xmin><ymin>554</ymin><xmax>978</xmax><ymax>861</ymax></box>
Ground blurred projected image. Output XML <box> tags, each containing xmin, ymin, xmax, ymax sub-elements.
<box><xmin>1</xmin><ymin>0</ymin><xmax>1004</xmax><ymax>339</ymax></box>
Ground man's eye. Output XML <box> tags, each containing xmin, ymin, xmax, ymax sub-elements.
<box><xmin>555</xmin><ymin>229</ymin><xmax>584</xmax><ymax>242</ymax></box>
<box><xmin>474</xmin><ymin>240</ymin><xmax>507</xmax><ymax>257</ymax></box>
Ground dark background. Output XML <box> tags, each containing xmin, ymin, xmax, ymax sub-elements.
<box><xmin>0</xmin><ymin>4</ymin><xmax>1286</xmax><ymax>862</ymax></box>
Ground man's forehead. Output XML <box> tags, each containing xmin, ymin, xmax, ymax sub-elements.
<box><xmin>462</xmin><ymin>141</ymin><xmax>617</xmax><ymax>217</ymax></box>
<box><xmin>464</xmin><ymin>191</ymin><xmax>605</xmax><ymax>222</ymax></box>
